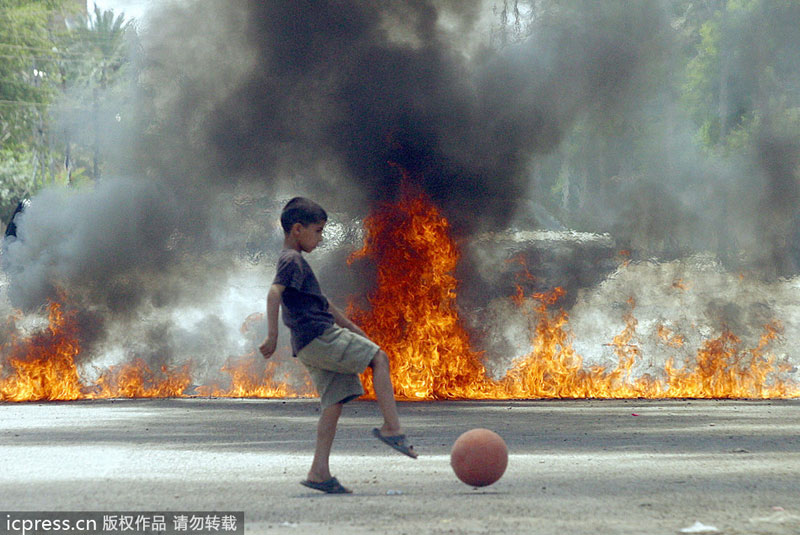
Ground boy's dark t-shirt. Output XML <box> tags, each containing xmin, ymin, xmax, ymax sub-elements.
<box><xmin>273</xmin><ymin>249</ymin><xmax>335</xmax><ymax>355</ymax></box>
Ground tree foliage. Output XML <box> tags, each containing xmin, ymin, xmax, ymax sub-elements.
<box><xmin>495</xmin><ymin>0</ymin><xmax>800</xmax><ymax>263</ymax></box>
<box><xmin>0</xmin><ymin>0</ymin><xmax>133</xmax><ymax>226</ymax></box>
<box><xmin>682</xmin><ymin>0</ymin><xmax>800</xmax><ymax>150</ymax></box>
<box><xmin>1</xmin><ymin>0</ymin><xmax>799</xmax><ymax>262</ymax></box>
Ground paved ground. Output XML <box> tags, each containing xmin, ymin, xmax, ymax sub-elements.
<box><xmin>2</xmin><ymin>398</ymin><xmax>800</xmax><ymax>535</ymax></box>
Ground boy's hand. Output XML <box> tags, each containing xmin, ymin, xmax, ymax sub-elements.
<box><xmin>259</xmin><ymin>335</ymin><xmax>278</xmax><ymax>359</ymax></box>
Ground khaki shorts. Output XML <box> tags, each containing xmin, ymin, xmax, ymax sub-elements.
<box><xmin>296</xmin><ymin>326</ymin><xmax>380</xmax><ymax>409</ymax></box>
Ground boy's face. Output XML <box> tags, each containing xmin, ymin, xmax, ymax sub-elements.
<box><xmin>295</xmin><ymin>221</ymin><xmax>325</xmax><ymax>252</ymax></box>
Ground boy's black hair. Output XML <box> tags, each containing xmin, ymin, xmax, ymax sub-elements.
<box><xmin>280</xmin><ymin>197</ymin><xmax>328</xmax><ymax>233</ymax></box>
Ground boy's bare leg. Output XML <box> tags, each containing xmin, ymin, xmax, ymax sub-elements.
<box><xmin>307</xmin><ymin>402</ymin><xmax>343</xmax><ymax>482</ymax></box>
<box><xmin>370</xmin><ymin>351</ymin><xmax>402</xmax><ymax>435</ymax></box>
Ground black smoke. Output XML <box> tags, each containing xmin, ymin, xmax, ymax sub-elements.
<box><xmin>189</xmin><ymin>0</ymin><xmax>669</xmax><ymax>235</ymax></box>
<box><xmin>5</xmin><ymin>0</ymin><xmax>796</xmax><ymax>369</ymax></box>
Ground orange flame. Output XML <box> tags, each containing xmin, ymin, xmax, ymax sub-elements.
<box><xmin>2</xmin><ymin>193</ymin><xmax>798</xmax><ymax>401</ymax></box>
<box><xmin>195</xmin><ymin>355</ymin><xmax>314</xmax><ymax>398</ymax></box>
<box><xmin>1</xmin><ymin>300</ymin><xmax>314</xmax><ymax>402</ymax></box>
<box><xmin>348</xmin><ymin>186</ymin><xmax>490</xmax><ymax>399</ymax></box>
<box><xmin>0</xmin><ymin>301</ymin><xmax>84</xmax><ymax>401</ymax></box>
<box><xmin>664</xmin><ymin>322</ymin><xmax>789</xmax><ymax>398</ymax></box>
<box><xmin>91</xmin><ymin>359</ymin><xmax>193</xmax><ymax>399</ymax></box>
<box><xmin>657</xmin><ymin>325</ymin><xmax>686</xmax><ymax>348</ymax></box>
<box><xmin>348</xmin><ymin>190</ymin><xmax>799</xmax><ymax>400</ymax></box>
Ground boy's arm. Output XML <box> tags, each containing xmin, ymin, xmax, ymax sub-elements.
<box><xmin>259</xmin><ymin>284</ymin><xmax>285</xmax><ymax>359</ymax></box>
<box><xmin>328</xmin><ymin>300</ymin><xmax>368</xmax><ymax>338</ymax></box>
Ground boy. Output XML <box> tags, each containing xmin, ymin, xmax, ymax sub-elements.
<box><xmin>259</xmin><ymin>197</ymin><xmax>417</xmax><ymax>494</ymax></box>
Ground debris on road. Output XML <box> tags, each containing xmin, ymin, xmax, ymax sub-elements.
<box><xmin>679</xmin><ymin>521</ymin><xmax>719</xmax><ymax>533</ymax></box>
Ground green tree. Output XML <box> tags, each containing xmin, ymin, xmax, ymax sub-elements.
<box><xmin>69</xmin><ymin>4</ymin><xmax>132</xmax><ymax>179</ymax></box>
<box><xmin>683</xmin><ymin>0</ymin><xmax>800</xmax><ymax>151</ymax></box>
<box><xmin>0</xmin><ymin>1</ymin><xmax>134</xmax><ymax>226</ymax></box>
<box><xmin>0</xmin><ymin>0</ymin><xmax>78</xmax><ymax>224</ymax></box>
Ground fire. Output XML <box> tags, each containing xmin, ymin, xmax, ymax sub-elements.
<box><xmin>657</xmin><ymin>325</ymin><xmax>685</xmax><ymax>348</ymax></box>
<box><xmin>0</xmin><ymin>300</ymin><xmax>314</xmax><ymax>402</ymax></box>
<box><xmin>348</xmin><ymin>189</ymin><xmax>799</xmax><ymax>400</ymax></box>
<box><xmin>664</xmin><ymin>322</ymin><xmax>790</xmax><ymax>398</ymax></box>
<box><xmin>0</xmin><ymin>301</ymin><xmax>83</xmax><ymax>401</ymax></box>
<box><xmin>0</xmin><ymin>300</ymin><xmax>197</xmax><ymax>400</ymax></box>
<box><xmin>191</xmin><ymin>313</ymin><xmax>314</xmax><ymax>398</ymax></box>
<box><xmin>195</xmin><ymin>355</ymin><xmax>314</xmax><ymax>398</ymax></box>
<box><xmin>2</xmin><ymin>192</ymin><xmax>798</xmax><ymax>402</ymax></box>
<box><xmin>348</xmin><ymin>187</ymin><xmax>491</xmax><ymax>399</ymax></box>
<box><xmin>91</xmin><ymin>359</ymin><xmax>193</xmax><ymax>399</ymax></box>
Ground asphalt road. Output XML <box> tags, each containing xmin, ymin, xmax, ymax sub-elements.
<box><xmin>2</xmin><ymin>398</ymin><xmax>800</xmax><ymax>535</ymax></box>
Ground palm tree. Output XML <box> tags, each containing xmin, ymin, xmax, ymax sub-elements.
<box><xmin>76</xmin><ymin>4</ymin><xmax>131</xmax><ymax>179</ymax></box>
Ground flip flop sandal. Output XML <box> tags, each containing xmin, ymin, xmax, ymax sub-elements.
<box><xmin>372</xmin><ymin>428</ymin><xmax>418</xmax><ymax>459</ymax></box>
<box><xmin>299</xmin><ymin>476</ymin><xmax>352</xmax><ymax>494</ymax></box>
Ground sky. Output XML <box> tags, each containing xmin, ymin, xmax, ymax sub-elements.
<box><xmin>87</xmin><ymin>0</ymin><xmax>155</xmax><ymax>23</ymax></box>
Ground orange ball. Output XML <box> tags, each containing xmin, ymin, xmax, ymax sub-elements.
<box><xmin>450</xmin><ymin>428</ymin><xmax>508</xmax><ymax>487</ymax></box>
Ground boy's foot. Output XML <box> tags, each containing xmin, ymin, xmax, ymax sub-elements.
<box><xmin>300</xmin><ymin>476</ymin><xmax>352</xmax><ymax>494</ymax></box>
<box><xmin>372</xmin><ymin>428</ymin><xmax>418</xmax><ymax>459</ymax></box>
